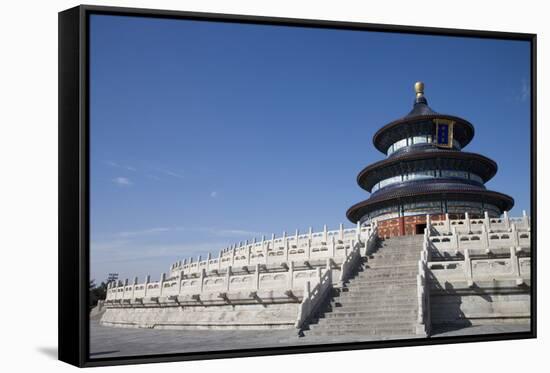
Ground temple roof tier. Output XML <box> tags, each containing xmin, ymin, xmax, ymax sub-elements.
<box><xmin>372</xmin><ymin>114</ymin><xmax>475</xmax><ymax>154</ymax></box>
<box><xmin>356</xmin><ymin>150</ymin><xmax>498</xmax><ymax>192</ymax></box>
<box><xmin>347</xmin><ymin>185</ymin><xmax>514</xmax><ymax>223</ymax></box>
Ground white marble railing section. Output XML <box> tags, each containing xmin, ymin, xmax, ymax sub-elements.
<box><xmin>106</xmin><ymin>265</ymin><xmax>320</xmax><ymax>302</ymax></box>
<box><xmin>105</xmin><ymin>224</ymin><xmax>378</xmax><ymax>303</ymax></box>
<box><xmin>428</xmin><ymin>222</ymin><xmax>530</xmax><ymax>254</ymax></box>
<box><xmin>424</xmin><ymin>212</ymin><xmax>531</xmax><ymax>287</ymax></box>
<box><xmin>294</xmin><ymin>267</ymin><xmax>333</xmax><ymax>331</ymax></box>
<box><xmin>339</xmin><ymin>225</ymin><xmax>379</xmax><ymax>286</ymax></box>
<box><xmin>169</xmin><ymin>223</ymin><xmax>372</xmax><ymax>277</ymax></box>
<box><xmin>416</xmin><ymin>226</ymin><xmax>431</xmax><ymax>335</ymax></box>
<box><xmin>429</xmin><ymin>211</ymin><xmax>530</xmax><ymax>235</ymax></box>
<box><xmin>427</xmin><ymin>247</ymin><xmax>530</xmax><ymax>285</ymax></box>
<box><xmin>295</xmin><ymin>224</ymin><xmax>378</xmax><ymax>332</ymax></box>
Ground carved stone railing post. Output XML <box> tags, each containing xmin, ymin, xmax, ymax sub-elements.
<box><xmin>417</xmin><ymin>230</ymin><xmax>431</xmax><ymax>335</ymax></box>
<box><xmin>159</xmin><ymin>273</ymin><xmax>166</xmax><ymax>296</ymax></box>
<box><xmin>132</xmin><ymin>277</ymin><xmax>138</xmax><ymax>300</ymax></box>
<box><xmin>304</xmin><ymin>281</ymin><xmax>311</xmax><ymax>308</ymax></box>
<box><xmin>464</xmin><ymin>249</ymin><xmax>473</xmax><ymax>286</ymax></box>
<box><xmin>510</xmin><ymin>246</ymin><xmax>520</xmax><ymax>277</ymax></box>
<box><xmin>444</xmin><ymin>213</ymin><xmax>451</xmax><ymax>234</ymax></box>
<box><xmin>481</xmin><ymin>224</ymin><xmax>490</xmax><ymax>252</ymax></box>
<box><xmin>316</xmin><ymin>266</ymin><xmax>322</xmax><ymax>286</ymax></box>
<box><xmin>294</xmin><ymin>267</ymin><xmax>333</xmax><ymax>333</ymax></box>
<box><xmin>504</xmin><ymin>210</ymin><xmax>510</xmax><ymax>231</ymax></box>
<box><xmin>225</xmin><ymin>265</ymin><xmax>231</xmax><ymax>292</ymax></box>
<box><xmin>199</xmin><ymin>268</ymin><xmax>205</xmax><ymax>293</ymax></box>
<box><xmin>452</xmin><ymin>226</ymin><xmax>459</xmax><ymax>250</ymax></box>
<box><xmin>346</xmin><ymin>238</ymin><xmax>352</xmax><ymax>257</ymax></box>
<box><xmin>285</xmin><ymin>239</ymin><xmax>290</xmax><ymax>262</ymax></box>
<box><xmin>523</xmin><ymin>210</ymin><xmax>530</xmax><ymax>231</ymax></box>
<box><xmin>144</xmin><ymin>275</ymin><xmax>150</xmax><ymax>298</ymax></box>
<box><xmin>122</xmin><ymin>278</ymin><xmax>128</xmax><ymax>299</ymax></box>
<box><xmin>484</xmin><ymin>211</ymin><xmax>491</xmax><ymax>232</ymax></box>
<box><xmin>426</xmin><ymin>214</ymin><xmax>431</xmax><ymax>235</ymax></box>
<box><xmin>178</xmin><ymin>271</ymin><xmax>183</xmax><ymax>294</ymax></box>
<box><xmin>288</xmin><ymin>261</ymin><xmax>294</xmax><ymax>289</ymax></box>
<box><xmin>512</xmin><ymin>224</ymin><xmax>519</xmax><ymax>246</ymax></box>
<box><xmin>262</xmin><ymin>235</ymin><xmax>267</xmax><ymax>265</ymax></box>
<box><xmin>417</xmin><ymin>273</ymin><xmax>424</xmax><ymax>324</ymax></box>
<box><xmin>255</xmin><ymin>263</ymin><xmax>260</xmax><ymax>291</ymax></box>
<box><xmin>465</xmin><ymin>212</ymin><xmax>471</xmax><ymax>233</ymax></box>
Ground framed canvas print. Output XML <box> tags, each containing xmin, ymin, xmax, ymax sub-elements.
<box><xmin>58</xmin><ymin>4</ymin><xmax>537</xmax><ymax>367</ymax></box>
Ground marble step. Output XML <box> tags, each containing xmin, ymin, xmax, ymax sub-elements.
<box><xmin>364</xmin><ymin>261</ymin><xmax>419</xmax><ymax>267</ymax></box>
<box><xmin>375</xmin><ymin>246</ymin><xmax>422</xmax><ymax>251</ymax></box>
<box><xmin>338</xmin><ymin>288</ymin><xmax>417</xmax><ymax>297</ymax></box>
<box><xmin>306</xmin><ymin>328</ymin><xmax>417</xmax><ymax>336</ymax></box>
<box><xmin>323</xmin><ymin>310</ymin><xmax>417</xmax><ymax>319</ymax></box>
<box><xmin>340</xmin><ymin>279</ymin><xmax>417</xmax><ymax>297</ymax></box>
<box><xmin>333</xmin><ymin>298</ymin><xmax>418</xmax><ymax>308</ymax></box>
<box><xmin>339</xmin><ymin>291</ymin><xmax>417</xmax><ymax>299</ymax></box>
<box><xmin>367</xmin><ymin>253</ymin><xmax>421</xmax><ymax>259</ymax></box>
<box><xmin>345</xmin><ymin>279</ymin><xmax>418</xmax><ymax>287</ymax></box>
<box><xmin>317</xmin><ymin>317</ymin><xmax>416</xmax><ymax>326</ymax></box>
<box><xmin>355</xmin><ymin>273</ymin><xmax>418</xmax><ymax>280</ymax></box>
<box><xmin>358</xmin><ymin>268</ymin><xmax>418</xmax><ymax>275</ymax></box>
<box><xmin>330</xmin><ymin>305</ymin><xmax>417</xmax><ymax>313</ymax></box>
<box><xmin>309</xmin><ymin>321</ymin><xmax>415</xmax><ymax>331</ymax></box>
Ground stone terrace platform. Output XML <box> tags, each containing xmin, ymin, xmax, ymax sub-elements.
<box><xmin>89</xmin><ymin>320</ymin><xmax>529</xmax><ymax>358</ymax></box>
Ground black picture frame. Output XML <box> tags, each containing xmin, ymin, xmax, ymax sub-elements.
<box><xmin>58</xmin><ymin>4</ymin><xmax>537</xmax><ymax>368</ymax></box>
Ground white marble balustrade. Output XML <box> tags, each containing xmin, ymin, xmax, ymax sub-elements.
<box><xmin>105</xmin><ymin>224</ymin><xmax>378</xmax><ymax>304</ymax></box>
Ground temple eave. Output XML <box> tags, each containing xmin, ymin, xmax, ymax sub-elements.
<box><xmin>372</xmin><ymin>114</ymin><xmax>475</xmax><ymax>153</ymax></box>
<box><xmin>356</xmin><ymin>150</ymin><xmax>498</xmax><ymax>191</ymax></box>
<box><xmin>346</xmin><ymin>189</ymin><xmax>514</xmax><ymax>223</ymax></box>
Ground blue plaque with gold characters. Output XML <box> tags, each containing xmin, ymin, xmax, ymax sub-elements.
<box><xmin>434</xmin><ymin>119</ymin><xmax>454</xmax><ymax>148</ymax></box>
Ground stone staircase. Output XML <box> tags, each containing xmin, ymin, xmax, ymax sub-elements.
<box><xmin>304</xmin><ymin>234</ymin><xmax>424</xmax><ymax>337</ymax></box>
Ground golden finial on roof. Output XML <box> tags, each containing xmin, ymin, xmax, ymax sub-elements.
<box><xmin>415</xmin><ymin>81</ymin><xmax>425</xmax><ymax>98</ymax></box>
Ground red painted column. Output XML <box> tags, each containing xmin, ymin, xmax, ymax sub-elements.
<box><xmin>399</xmin><ymin>217</ymin><xmax>405</xmax><ymax>236</ymax></box>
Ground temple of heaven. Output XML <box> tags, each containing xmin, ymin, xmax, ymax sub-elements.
<box><xmin>347</xmin><ymin>82</ymin><xmax>514</xmax><ymax>238</ymax></box>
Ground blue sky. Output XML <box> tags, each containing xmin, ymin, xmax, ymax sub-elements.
<box><xmin>89</xmin><ymin>14</ymin><xmax>531</xmax><ymax>282</ymax></box>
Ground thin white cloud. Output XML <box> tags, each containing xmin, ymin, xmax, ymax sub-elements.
<box><xmin>519</xmin><ymin>78</ymin><xmax>530</xmax><ymax>102</ymax></box>
<box><xmin>158</xmin><ymin>169</ymin><xmax>185</xmax><ymax>179</ymax></box>
<box><xmin>90</xmin><ymin>241</ymin><xmax>228</xmax><ymax>281</ymax></box>
<box><xmin>104</xmin><ymin>161</ymin><xmax>188</xmax><ymax>181</ymax></box>
<box><xmin>91</xmin><ymin>228</ymin><xmax>265</xmax><ymax>281</ymax></box>
<box><xmin>112</xmin><ymin>225</ymin><xmax>263</xmax><ymax>239</ymax></box>
<box><xmin>117</xmin><ymin>227</ymin><xmax>171</xmax><ymax>237</ymax></box>
<box><xmin>210</xmin><ymin>191</ymin><xmax>218</xmax><ymax>198</ymax></box>
<box><xmin>112</xmin><ymin>176</ymin><xmax>132</xmax><ymax>186</ymax></box>
<box><xmin>217</xmin><ymin>229</ymin><xmax>261</xmax><ymax>236</ymax></box>
<box><xmin>106</xmin><ymin>160</ymin><xmax>137</xmax><ymax>171</ymax></box>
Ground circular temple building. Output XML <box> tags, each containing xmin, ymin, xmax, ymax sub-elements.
<box><xmin>347</xmin><ymin>82</ymin><xmax>514</xmax><ymax>238</ymax></box>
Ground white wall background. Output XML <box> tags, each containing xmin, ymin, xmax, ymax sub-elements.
<box><xmin>0</xmin><ymin>0</ymin><xmax>546</xmax><ymax>371</ymax></box>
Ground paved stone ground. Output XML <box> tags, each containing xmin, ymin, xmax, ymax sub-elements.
<box><xmin>431</xmin><ymin>324</ymin><xmax>531</xmax><ymax>337</ymax></box>
<box><xmin>89</xmin><ymin>321</ymin><xmax>530</xmax><ymax>359</ymax></box>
